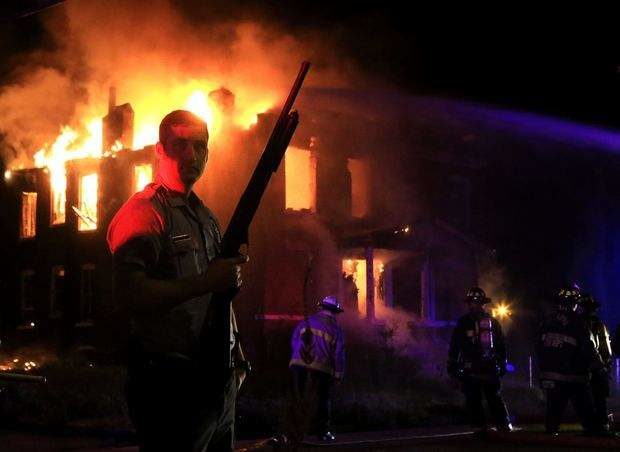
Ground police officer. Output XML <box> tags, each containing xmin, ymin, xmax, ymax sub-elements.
<box><xmin>289</xmin><ymin>295</ymin><xmax>345</xmax><ymax>441</ymax></box>
<box><xmin>538</xmin><ymin>285</ymin><xmax>602</xmax><ymax>436</ymax></box>
<box><xmin>447</xmin><ymin>287</ymin><xmax>512</xmax><ymax>433</ymax></box>
<box><xmin>107</xmin><ymin>110</ymin><xmax>249</xmax><ymax>451</ymax></box>
<box><xmin>579</xmin><ymin>294</ymin><xmax>614</xmax><ymax>432</ymax></box>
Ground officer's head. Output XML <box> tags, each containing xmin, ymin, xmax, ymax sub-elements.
<box><xmin>156</xmin><ymin>110</ymin><xmax>209</xmax><ymax>192</ymax></box>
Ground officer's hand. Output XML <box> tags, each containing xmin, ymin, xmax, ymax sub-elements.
<box><xmin>203</xmin><ymin>255</ymin><xmax>249</xmax><ymax>293</ymax></box>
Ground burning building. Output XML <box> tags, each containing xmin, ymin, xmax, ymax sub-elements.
<box><xmin>0</xmin><ymin>82</ymin><xmax>490</xmax><ymax>357</ymax></box>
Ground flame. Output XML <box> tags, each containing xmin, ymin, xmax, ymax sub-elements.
<box><xmin>111</xmin><ymin>139</ymin><xmax>123</xmax><ymax>152</ymax></box>
<box><xmin>0</xmin><ymin>355</ymin><xmax>44</xmax><ymax>372</ymax></box>
<box><xmin>34</xmin><ymin>120</ymin><xmax>103</xmax><ymax>225</ymax></box>
<box><xmin>285</xmin><ymin>146</ymin><xmax>316</xmax><ymax>211</ymax></box>
<box><xmin>130</xmin><ymin>83</ymin><xmax>272</xmax><ymax>149</ymax></box>
<box><xmin>78</xmin><ymin>173</ymin><xmax>98</xmax><ymax>231</ymax></box>
<box><xmin>185</xmin><ymin>90</ymin><xmax>216</xmax><ymax>133</ymax></box>
<box><xmin>235</xmin><ymin>99</ymin><xmax>274</xmax><ymax>129</ymax></box>
<box><xmin>16</xmin><ymin>79</ymin><xmax>276</xmax><ymax>227</ymax></box>
<box><xmin>134</xmin><ymin>164</ymin><xmax>153</xmax><ymax>193</ymax></box>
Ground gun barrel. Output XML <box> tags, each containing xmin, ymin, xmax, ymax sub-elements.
<box><xmin>263</xmin><ymin>62</ymin><xmax>311</xmax><ymax>160</ymax></box>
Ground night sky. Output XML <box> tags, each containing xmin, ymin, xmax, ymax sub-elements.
<box><xmin>1</xmin><ymin>2</ymin><xmax>619</xmax><ymax>129</ymax></box>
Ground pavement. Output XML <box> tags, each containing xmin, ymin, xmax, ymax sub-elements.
<box><xmin>1</xmin><ymin>425</ymin><xmax>619</xmax><ymax>451</ymax></box>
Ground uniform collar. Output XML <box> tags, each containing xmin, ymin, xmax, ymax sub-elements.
<box><xmin>155</xmin><ymin>182</ymin><xmax>206</xmax><ymax>225</ymax></box>
<box><xmin>156</xmin><ymin>182</ymin><xmax>201</xmax><ymax>207</ymax></box>
<box><xmin>166</xmin><ymin>190</ymin><xmax>201</xmax><ymax>208</ymax></box>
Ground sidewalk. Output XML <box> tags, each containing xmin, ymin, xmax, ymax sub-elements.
<box><xmin>2</xmin><ymin>425</ymin><xmax>619</xmax><ymax>451</ymax></box>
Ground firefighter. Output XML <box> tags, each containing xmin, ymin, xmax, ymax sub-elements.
<box><xmin>538</xmin><ymin>285</ymin><xmax>603</xmax><ymax>436</ymax></box>
<box><xmin>107</xmin><ymin>110</ymin><xmax>249</xmax><ymax>451</ymax></box>
<box><xmin>578</xmin><ymin>294</ymin><xmax>614</xmax><ymax>432</ymax></box>
<box><xmin>447</xmin><ymin>287</ymin><xmax>512</xmax><ymax>433</ymax></box>
<box><xmin>289</xmin><ymin>295</ymin><xmax>345</xmax><ymax>442</ymax></box>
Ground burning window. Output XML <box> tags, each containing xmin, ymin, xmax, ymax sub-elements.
<box><xmin>20</xmin><ymin>192</ymin><xmax>37</xmax><ymax>238</ymax></box>
<box><xmin>341</xmin><ymin>258</ymin><xmax>385</xmax><ymax>318</ymax></box>
<box><xmin>20</xmin><ymin>270</ymin><xmax>35</xmax><ymax>312</ymax></box>
<box><xmin>133</xmin><ymin>163</ymin><xmax>153</xmax><ymax>193</ymax></box>
<box><xmin>78</xmin><ymin>173</ymin><xmax>98</xmax><ymax>231</ymax></box>
<box><xmin>285</xmin><ymin>146</ymin><xmax>316</xmax><ymax>211</ymax></box>
<box><xmin>79</xmin><ymin>264</ymin><xmax>95</xmax><ymax>325</ymax></box>
<box><xmin>51</xmin><ymin>177</ymin><xmax>66</xmax><ymax>225</ymax></box>
<box><xmin>50</xmin><ymin>266</ymin><xmax>65</xmax><ymax>318</ymax></box>
<box><xmin>347</xmin><ymin>158</ymin><xmax>370</xmax><ymax>218</ymax></box>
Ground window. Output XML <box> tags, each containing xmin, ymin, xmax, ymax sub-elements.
<box><xmin>341</xmin><ymin>258</ymin><xmax>385</xmax><ymax>318</ymax></box>
<box><xmin>20</xmin><ymin>192</ymin><xmax>37</xmax><ymax>238</ymax></box>
<box><xmin>133</xmin><ymin>163</ymin><xmax>153</xmax><ymax>193</ymax></box>
<box><xmin>79</xmin><ymin>264</ymin><xmax>95</xmax><ymax>325</ymax></box>
<box><xmin>51</xmin><ymin>175</ymin><xmax>66</xmax><ymax>225</ymax></box>
<box><xmin>347</xmin><ymin>159</ymin><xmax>370</xmax><ymax>218</ymax></box>
<box><xmin>50</xmin><ymin>266</ymin><xmax>65</xmax><ymax>318</ymax></box>
<box><xmin>20</xmin><ymin>270</ymin><xmax>35</xmax><ymax>312</ymax></box>
<box><xmin>78</xmin><ymin>173</ymin><xmax>98</xmax><ymax>231</ymax></box>
<box><xmin>285</xmin><ymin>146</ymin><xmax>316</xmax><ymax>211</ymax></box>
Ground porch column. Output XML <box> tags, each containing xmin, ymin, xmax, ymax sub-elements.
<box><xmin>365</xmin><ymin>245</ymin><xmax>375</xmax><ymax>321</ymax></box>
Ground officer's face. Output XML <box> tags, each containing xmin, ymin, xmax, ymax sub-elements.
<box><xmin>162</xmin><ymin>123</ymin><xmax>209</xmax><ymax>187</ymax></box>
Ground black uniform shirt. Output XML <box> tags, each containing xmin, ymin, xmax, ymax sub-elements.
<box><xmin>107</xmin><ymin>182</ymin><xmax>222</xmax><ymax>358</ymax></box>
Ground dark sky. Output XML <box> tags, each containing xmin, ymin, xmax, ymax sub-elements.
<box><xmin>1</xmin><ymin>1</ymin><xmax>619</xmax><ymax>128</ymax></box>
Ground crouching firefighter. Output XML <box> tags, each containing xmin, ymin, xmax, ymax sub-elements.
<box><xmin>579</xmin><ymin>294</ymin><xmax>614</xmax><ymax>432</ymax></box>
<box><xmin>537</xmin><ymin>285</ymin><xmax>603</xmax><ymax>436</ymax></box>
<box><xmin>447</xmin><ymin>287</ymin><xmax>512</xmax><ymax>433</ymax></box>
<box><xmin>288</xmin><ymin>296</ymin><xmax>345</xmax><ymax>442</ymax></box>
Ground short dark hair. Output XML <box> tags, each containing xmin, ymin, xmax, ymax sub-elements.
<box><xmin>158</xmin><ymin>110</ymin><xmax>208</xmax><ymax>146</ymax></box>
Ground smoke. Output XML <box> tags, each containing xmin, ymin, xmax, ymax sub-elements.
<box><xmin>0</xmin><ymin>0</ymin><xmax>360</xmax><ymax>168</ymax></box>
<box><xmin>478</xmin><ymin>258</ymin><xmax>520</xmax><ymax>336</ymax></box>
<box><xmin>338</xmin><ymin>303</ymin><xmax>451</xmax><ymax>378</ymax></box>
<box><xmin>478</xmin><ymin>259</ymin><xmax>508</xmax><ymax>304</ymax></box>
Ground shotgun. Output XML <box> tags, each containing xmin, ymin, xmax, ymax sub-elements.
<box><xmin>200</xmin><ymin>62</ymin><xmax>311</xmax><ymax>382</ymax></box>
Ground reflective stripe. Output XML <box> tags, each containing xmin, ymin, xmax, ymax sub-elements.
<box><xmin>540</xmin><ymin>371</ymin><xmax>587</xmax><ymax>383</ymax></box>
<box><xmin>300</xmin><ymin>327</ymin><xmax>336</xmax><ymax>344</ymax></box>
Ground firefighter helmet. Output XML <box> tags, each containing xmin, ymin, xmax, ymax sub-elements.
<box><xmin>465</xmin><ymin>287</ymin><xmax>491</xmax><ymax>305</ymax></box>
<box><xmin>318</xmin><ymin>295</ymin><xmax>344</xmax><ymax>313</ymax></box>
<box><xmin>555</xmin><ymin>283</ymin><xmax>581</xmax><ymax>304</ymax></box>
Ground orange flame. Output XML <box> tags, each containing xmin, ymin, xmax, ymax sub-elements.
<box><xmin>25</xmin><ymin>82</ymin><xmax>275</xmax><ymax>226</ymax></box>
